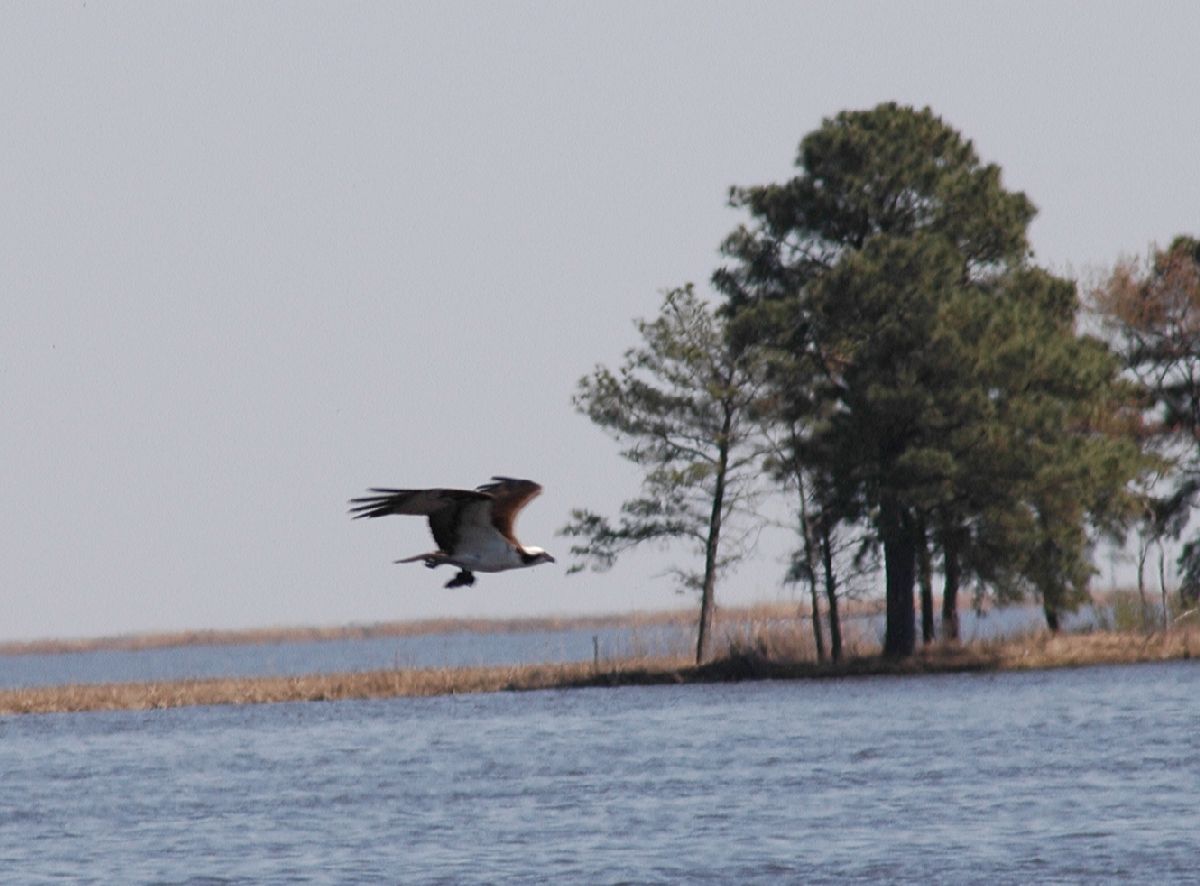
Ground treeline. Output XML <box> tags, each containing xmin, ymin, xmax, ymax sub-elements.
<box><xmin>562</xmin><ymin>103</ymin><xmax>1200</xmax><ymax>663</ymax></box>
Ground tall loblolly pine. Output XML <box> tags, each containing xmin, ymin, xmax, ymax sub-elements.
<box><xmin>716</xmin><ymin>104</ymin><xmax>1144</xmax><ymax>654</ymax></box>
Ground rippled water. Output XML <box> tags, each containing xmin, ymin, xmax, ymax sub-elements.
<box><xmin>3</xmin><ymin>661</ymin><xmax>1196</xmax><ymax>883</ymax></box>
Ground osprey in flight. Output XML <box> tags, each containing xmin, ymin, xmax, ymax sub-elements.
<box><xmin>349</xmin><ymin>476</ymin><xmax>555</xmax><ymax>588</ymax></box>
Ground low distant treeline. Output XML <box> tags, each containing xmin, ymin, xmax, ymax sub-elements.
<box><xmin>0</xmin><ymin>611</ymin><xmax>678</xmax><ymax>657</ymax></box>
<box><xmin>562</xmin><ymin>102</ymin><xmax>1200</xmax><ymax>663</ymax></box>
<box><xmin>0</xmin><ymin>602</ymin><xmax>817</xmax><ymax>657</ymax></box>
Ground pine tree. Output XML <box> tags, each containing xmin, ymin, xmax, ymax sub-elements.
<box><xmin>717</xmin><ymin>104</ymin><xmax>1143</xmax><ymax>652</ymax></box>
<box><xmin>561</xmin><ymin>286</ymin><xmax>770</xmax><ymax>663</ymax></box>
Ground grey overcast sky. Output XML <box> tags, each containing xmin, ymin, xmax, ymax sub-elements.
<box><xmin>3</xmin><ymin>2</ymin><xmax>1197</xmax><ymax>641</ymax></box>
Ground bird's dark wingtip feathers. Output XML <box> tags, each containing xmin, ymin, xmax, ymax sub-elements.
<box><xmin>348</xmin><ymin>490</ymin><xmax>403</xmax><ymax>518</ymax></box>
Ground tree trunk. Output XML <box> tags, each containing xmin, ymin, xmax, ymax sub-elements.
<box><xmin>696</xmin><ymin>523</ymin><xmax>719</xmax><ymax>664</ymax></box>
<box><xmin>808</xmin><ymin>577</ymin><xmax>825</xmax><ymax>663</ymax></box>
<box><xmin>1043</xmin><ymin>602</ymin><xmax>1061</xmax><ymax>633</ymax></box>
<box><xmin>696</xmin><ymin>410</ymin><xmax>732</xmax><ymax>664</ymax></box>
<box><xmin>941</xmin><ymin>533</ymin><xmax>961</xmax><ymax>643</ymax></box>
<box><xmin>820</xmin><ymin>521</ymin><xmax>842</xmax><ymax>663</ymax></box>
<box><xmin>1136</xmin><ymin>532</ymin><xmax>1149</xmax><ymax>629</ymax></box>
<box><xmin>917</xmin><ymin>519</ymin><xmax>935</xmax><ymax>645</ymax></box>
<box><xmin>799</xmin><ymin>487</ymin><xmax>826</xmax><ymax>663</ymax></box>
<box><xmin>1158</xmin><ymin>539</ymin><xmax>1168</xmax><ymax>632</ymax></box>
<box><xmin>881</xmin><ymin>494</ymin><xmax>917</xmax><ymax>658</ymax></box>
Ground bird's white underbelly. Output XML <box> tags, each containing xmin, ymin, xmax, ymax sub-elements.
<box><xmin>449</xmin><ymin>553</ymin><xmax>523</xmax><ymax>572</ymax></box>
<box><xmin>448</xmin><ymin>538</ymin><xmax>525</xmax><ymax>573</ymax></box>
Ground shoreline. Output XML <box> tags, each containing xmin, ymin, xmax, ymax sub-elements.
<box><xmin>0</xmin><ymin>614</ymin><xmax>684</xmax><ymax>657</ymax></box>
<box><xmin>0</xmin><ymin>602</ymin><xmax>819</xmax><ymax>657</ymax></box>
<box><xmin>12</xmin><ymin>590</ymin><xmax>1118</xmax><ymax>658</ymax></box>
<box><xmin>1</xmin><ymin>629</ymin><xmax>1194</xmax><ymax>716</ymax></box>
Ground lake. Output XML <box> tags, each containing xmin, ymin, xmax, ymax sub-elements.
<box><xmin>2</xmin><ymin>660</ymin><xmax>1195</xmax><ymax>883</ymax></box>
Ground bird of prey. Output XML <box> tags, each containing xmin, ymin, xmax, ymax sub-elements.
<box><xmin>349</xmin><ymin>476</ymin><xmax>555</xmax><ymax>588</ymax></box>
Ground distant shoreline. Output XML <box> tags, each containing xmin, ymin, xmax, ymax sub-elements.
<box><xmin>0</xmin><ymin>602</ymin><xmax>852</xmax><ymax>657</ymax></box>
<box><xmin>1</xmin><ymin>629</ymin><xmax>1194</xmax><ymax>716</ymax></box>
<box><xmin>0</xmin><ymin>610</ymin><xmax>696</xmax><ymax>657</ymax></box>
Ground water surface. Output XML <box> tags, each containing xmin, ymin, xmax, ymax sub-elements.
<box><xmin>2</xmin><ymin>661</ymin><xmax>1195</xmax><ymax>883</ymax></box>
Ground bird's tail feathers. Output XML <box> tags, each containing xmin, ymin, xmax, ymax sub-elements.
<box><xmin>395</xmin><ymin>551</ymin><xmax>446</xmax><ymax>566</ymax></box>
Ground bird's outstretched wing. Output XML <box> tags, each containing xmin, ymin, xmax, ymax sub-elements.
<box><xmin>475</xmin><ymin>477</ymin><xmax>542</xmax><ymax>544</ymax></box>
<box><xmin>347</xmin><ymin>487</ymin><xmax>487</xmax><ymax>520</ymax></box>
<box><xmin>349</xmin><ymin>487</ymin><xmax>490</xmax><ymax>554</ymax></box>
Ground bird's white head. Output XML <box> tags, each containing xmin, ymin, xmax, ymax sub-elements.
<box><xmin>521</xmin><ymin>546</ymin><xmax>556</xmax><ymax>566</ymax></box>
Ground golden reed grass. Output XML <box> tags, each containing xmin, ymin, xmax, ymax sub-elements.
<box><xmin>0</xmin><ymin>657</ymin><xmax>686</xmax><ymax>716</ymax></box>
<box><xmin>2</xmin><ymin>627</ymin><xmax>1195</xmax><ymax>717</ymax></box>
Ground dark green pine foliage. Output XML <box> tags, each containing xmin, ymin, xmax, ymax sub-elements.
<box><xmin>717</xmin><ymin>103</ymin><xmax>1144</xmax><ymax>654</ymax></box>
<box><xmin>940</xmin><ymin>269</ymin><xmax>1146</xmax><ymax>631</ymax></box>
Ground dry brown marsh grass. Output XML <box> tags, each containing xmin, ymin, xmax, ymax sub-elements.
<box><xmin>2</xmin><ymin>626</ymin><xmax>1196</xmax><ymax>717</ymax></box>
<box><xmin>0</xmin><ymin>656</ymin><xmax>691</xmax><ymax>716</ymax></box>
